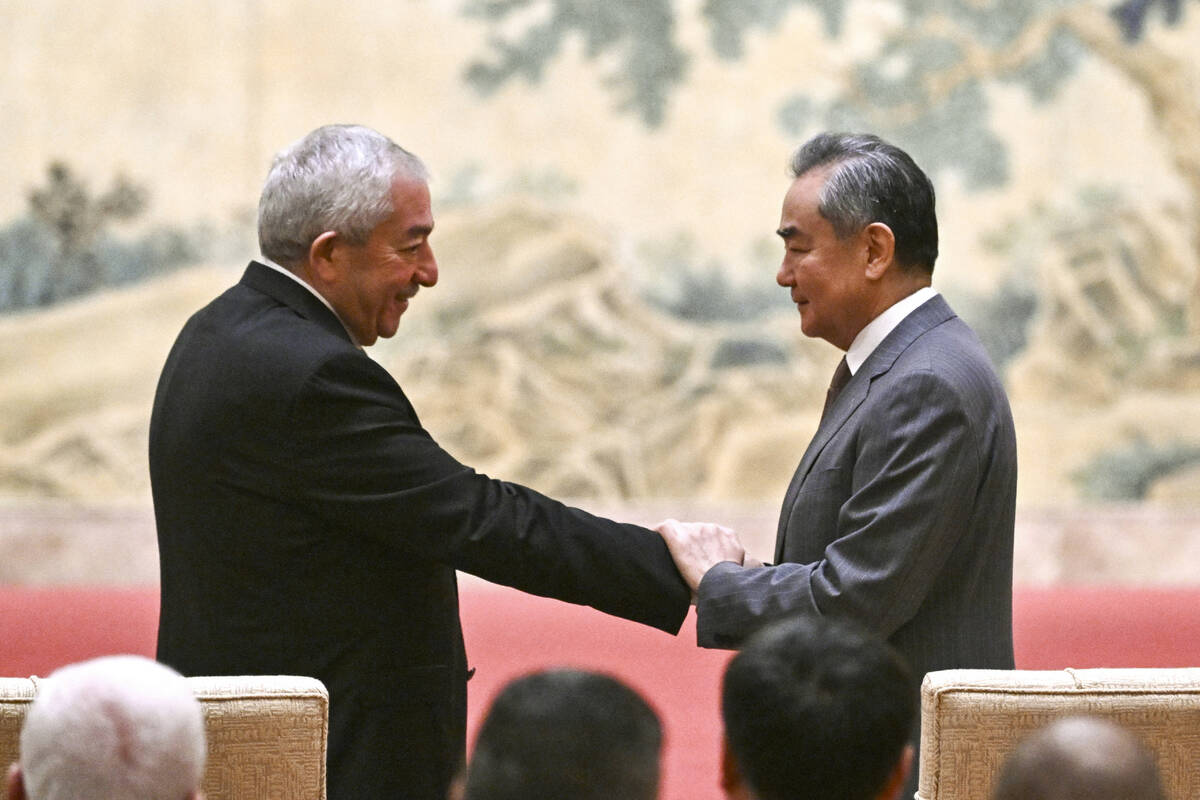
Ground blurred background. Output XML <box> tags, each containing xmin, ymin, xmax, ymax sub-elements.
<box><xmin>1</xmin><ymin>0</ymin><xmax>1198</xmax><ymax>584</ymax></box>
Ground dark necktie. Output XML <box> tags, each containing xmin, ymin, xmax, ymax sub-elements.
<box><xmin>821</xmin><ymin>357</ymin><xmax>852</xmax><ymax>421</ymax></box>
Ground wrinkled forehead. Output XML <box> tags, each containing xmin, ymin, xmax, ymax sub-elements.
<box><xmin>381</xmin><ymin>173</ymin><xmax>435</xmax><ymax>234</ymax></box>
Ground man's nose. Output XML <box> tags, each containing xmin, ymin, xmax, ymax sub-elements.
<box><xmin>776</xmin><ymin>263</ymin><xmax>791</xmax><ymax>287</ymax></box>
<box><xmin>418</xmin><ymin>249</ymin><xmax>438</xmax><ymax>287</ymax></box>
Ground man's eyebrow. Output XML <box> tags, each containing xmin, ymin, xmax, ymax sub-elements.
<box><xmin>407</xmin><ymin>224</ymin><xmax>434</xmax><ymax>237</ymax></box>
<box><xmin>776</xmin><ymin>225</ymin><xmax>797</xmax><ymax>239</ymax></box>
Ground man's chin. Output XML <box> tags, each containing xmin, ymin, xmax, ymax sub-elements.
<box><xmin>798</xmin><ymin>314</ymin><xmax>822</xmax><ymax>341</ymax></box>
<box><xmin>374</xmin><ymin>319</ymin><xmax>402</xmax><ymax>342</ymax></box>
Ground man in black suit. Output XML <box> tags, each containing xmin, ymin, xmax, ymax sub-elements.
<box><xmin>150</xmin><ymin>124</ymin><xmax>697</xmax><ymax>800</ymax></box>
<box><xmin>659</xmin><ymin>133</ymin><xmax>1017</xmax><ymax>797</ymax></box>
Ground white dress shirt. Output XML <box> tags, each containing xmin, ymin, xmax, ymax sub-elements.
<box><xmin>258</xmin><ymin>257</ymin><xmax>361</xmax><ymax>347</ymax></box>
<box><xmin>844</xmin><ymin>286</ymin><xmax>938</xmax><ymax>374</ymax></box>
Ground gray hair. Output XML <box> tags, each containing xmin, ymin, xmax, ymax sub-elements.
<box><xmin>257</xmin><ymin>124</ymin><xmax>428</xmax><ymax>268</ymax></box>
<box><xmin>19</xmin><ymin>655</ymin><xmax>206</xmax><ymax>800</ymax></box>
<box><xmin>790</xmin><ymin>132</ymin><xmax>938</xmax><ymax>274</ymax></box>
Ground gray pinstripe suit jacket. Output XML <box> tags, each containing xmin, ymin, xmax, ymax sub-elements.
<box><xmin>696</xmin><ymin>294</ymin><xmax>1016</xmax><ymax>680</ymax></box>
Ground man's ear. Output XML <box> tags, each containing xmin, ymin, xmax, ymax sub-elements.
<box><xmin>862</xmin><ymin>222</ymin><xmax>896</xmax><ymax>281</ymax></box>
<box><xmin>720</xmin><ymin>736</ymin><xmax>752</xmax><ymax>800</ymax></box>
<box><xmin>6</xmin><ymin>763</ymin><xmax>26</xmax><ymax>800</ymax></box>
<box><xmin>876</xmin><ymin>743</ymin><xmax>914</xmax><ymax>800</ymax></box>
<box><xmin>307</xmin><ymin>230</ymin><xmax>342</xmax><ymax>285</ymax></box>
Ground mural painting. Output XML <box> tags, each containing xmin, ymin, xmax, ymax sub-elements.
<box><xmin>1</xmin><ymin>0</ymin><xmax>1197</xmax><ymax>582</ymax></box>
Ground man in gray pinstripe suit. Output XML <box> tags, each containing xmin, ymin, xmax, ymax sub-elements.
<box><xmin>659</xmin><ymin>132</ymin><xmax>1017</xmax><ymax>794</ymax></box>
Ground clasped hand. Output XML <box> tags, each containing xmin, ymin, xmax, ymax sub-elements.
<box><xmin>654</xmin><ymin>518</ymin><xmax>758</xmax><ymax>599</ymax></box>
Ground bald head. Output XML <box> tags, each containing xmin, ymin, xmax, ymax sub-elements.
<box><xmin>992</xmin><ymin>717</ymin><xmax>1166</xmax><ymax>800</ymax></box>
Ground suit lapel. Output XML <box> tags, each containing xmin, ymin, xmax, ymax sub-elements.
<box><xmin>774</xmin><ymin>295</ymin><xmax>957</xmax><ymax>560</ymax></box>
<box><xmin>860</xmin><ymin>294</ymin><xmax>956</xmax><ymax>380</ymax></box>
<box><xmin>239</xmin><ymin>261</ymin><xmax>356</xmax><ymax>346</ymax></box>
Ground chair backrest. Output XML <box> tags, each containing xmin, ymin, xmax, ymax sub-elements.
<box><xmin>0</xmin><ymin>673</ymin><xmax>328</xmax><ymax>800</ymax></box>
<box><xmin>918</xmin><ymin>668</ymin><xmax>1200</xmax><ymax>800</ymax></box>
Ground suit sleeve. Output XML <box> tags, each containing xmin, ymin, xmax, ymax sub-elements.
<box><xmin>285</xmin><ymin>350</ymin><xmax>691</xmax><ymax>634</ymax></box>
<box><xmin>694</xmin><ymin>367</ymin><xmax>984</xmax><ymax>648</ymax></box>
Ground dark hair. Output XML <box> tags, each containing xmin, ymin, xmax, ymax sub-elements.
<box><xmin>790</xmin><ymin>132</ymin><xmax>938</xmax><ymax>274</ymax></box>
<box><xmin>463</xmin><ymin>669</ymin><xmax>662</xmax><ymax>800</ymax></box>
<box><xmin>722</xmin><ymin>617</ymin><xmax>917</xmax><ymax>800</ymax></box>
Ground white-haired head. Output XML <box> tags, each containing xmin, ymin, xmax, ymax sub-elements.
<box><xmin>257</xmin><ymin>123</ymin><xmax>429</xmax><ymax>268</ymax></box>
<box><xmin>14</xmin><ymin>655</ymin><xmax>205</xmax><ymax>800</ymax></box>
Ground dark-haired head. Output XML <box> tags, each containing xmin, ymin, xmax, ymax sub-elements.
<box><xmin>461</xmin><ymin>669</ymin><xmax>663</xmax><ymax>800</ymax></box>
<box><xmin>789</xmin><ymin>133</ymin><xmax>938</xmax><ymax>275</ymax></box>
<box><xmin>721</xmin><ymin>617</ymin><xmax>917</xmax><ymax>800</ymax></box>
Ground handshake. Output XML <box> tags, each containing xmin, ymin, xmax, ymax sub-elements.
<box><xmin>653</xmin><ymin>519</ymin><xmax>765</xmax><ymax>599</ymax></box>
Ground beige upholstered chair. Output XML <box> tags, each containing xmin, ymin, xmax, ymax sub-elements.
<box><xmin>917</xmin><ymin>668</ymin><xmax>1200</xmax><ymax>800</ymax></box>
<box><xmin>0</xmin><ymin>674</ymin><xmax>328</xmax><ymax>800</ymax></box>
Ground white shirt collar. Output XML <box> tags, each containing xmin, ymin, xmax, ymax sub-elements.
<box><xmin>844</xmin><ymin>286</ymin><xmax>938</xmax><ymax>374</ymax></box>
<box><xmin>258</xmin><ymin>257</ymin><xmax>362</xmax><ymax>348</ymax></box>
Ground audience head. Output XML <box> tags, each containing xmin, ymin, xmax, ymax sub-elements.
<box><xmin>457</xmin><ymin>669</ymin><xmax>663</xmax><ymax>800</ymax></box>
<box><xmin>720</xmin><ymin>617</ymin><xmax>917</xmax><ymax>800</ymax></box>
<box><xmin>257</xmin><ymin>123</ymin><xmax>429</xmax><ymax>269</ymax></box>
<box><xmin>6</xmin><ymin>655</ymin><xmax>206</xmax><ymax>800</ymax></box>
<box><xmin>788</xmin><ymin>132</ymin><xmax>938</xmax><ymax>274</ymax></box>
<box><xmin>991</xmin><ymin>716</ymin><xmax>1167</xmax><ymax>800</ymax></box>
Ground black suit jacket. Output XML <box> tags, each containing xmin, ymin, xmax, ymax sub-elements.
<box><xmin>150</xmin><ymin>262</ymin><xmax>690</xmax><ymax>800</ymax></box>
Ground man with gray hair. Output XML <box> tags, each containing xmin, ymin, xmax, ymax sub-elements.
<box><xmin>658</xmin><ymin>132</ymin><xmax>1017</xmax><ymax>799</ymax></box>
<box><xmin>149</xmin><ymin>124</ymin><xmax>694</xmax><ymax>800</ymax></box>
<box><xmin>992</xmin><ymin>717</ymin><xmax>1167</xmax><ymax>800</ymax></box>
<box><xmin>5</xmin><ymin>655</ymin><xmax>205</xmax><ymax>800</ymax></box>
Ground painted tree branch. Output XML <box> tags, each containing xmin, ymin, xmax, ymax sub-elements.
<box><xmin>873</xmin><ymin>4</ymin><xmax>1199</xmax><ymax>334</ymax></box>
